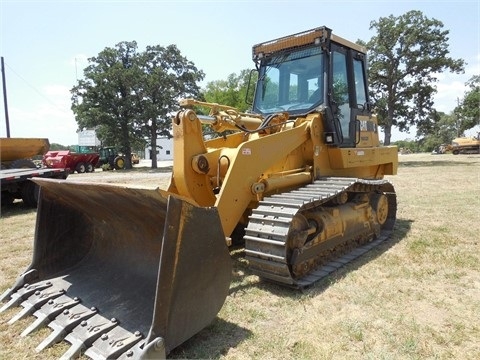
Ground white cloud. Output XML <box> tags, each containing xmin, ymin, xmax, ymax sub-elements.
<box><xmin>465</xmin><ymin>53</ymin><xmax>480</xmax><ymax>77</ymax></box>
<box><xmin>432</xmin><ymin>53</ymin><xmax>480</xmax><ymax>114</ymax></box>
<box><xmin>2</xmin><ymin>84</ymin><xmax>78</xmax><ymax>145</ymax></box>
<box><xmin>434</xmin><ymin>79</ymin><xmax>467</xmax><ymax>113</ymax></box>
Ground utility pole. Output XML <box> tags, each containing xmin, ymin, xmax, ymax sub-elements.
<box><xmin>456</xmin><ymin>97</ymin><xmax>461</xmax><ymax>137</ymax></box>
<box><xmin>1</xmin><ymin>56</ymin><xmax>10</xmax><ymax>137</ymax></box>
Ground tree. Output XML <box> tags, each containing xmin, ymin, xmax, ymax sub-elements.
<box><xmin>71</xmin><ymin>42</ymin><xmax>204</xmax><ymax>169</ymax></box>
<box><xmin>367</xmin><ymin>10</ymin><xmax>465</xmax><ymax>145</ymax></box>
<box><xmin>455</xmin><ymin>75</ymin><xmax>480</xmax><ymax>134</ymax></box>
<box><xmin>136</xmin><ymin>45</ymin><xmax>204</xmax><ymax>168</ymax></box>
<box><xmin>197</xmin><ymin>70</ymin><xmax>257</xmax><ymax>139</ymax></box>
<box><xmin>50</xmin><ymin>143</ymin><xmax>69</xmax><ymax>151</ymax></box>
<box><xmin>71</xmin><ymin>41</ymin><xmax>141</xmax><ymax>169</ymax></box>
<box><xmin>201</xmin><ymin>69</ymin><xmax>255</xmax><ymax>112</ymax></box>
<box><xmin>417</xmin><ymin>111</ymin><xmax>458</xmax><ymax>151</ymax></box>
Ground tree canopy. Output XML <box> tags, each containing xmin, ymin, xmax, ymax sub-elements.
<box><xmin>367</xmin><ymin>10</ymin><xmax>465</xmax><ymax>145</ymax></box>
<box><xmin>201</xmin><ymin>69</ymin><xmax>254</xmax><ymax>112</ymax></box>
<box><xmin>71</xmin><ymin>41</ymin><xmax>204</xmax><ymax>168</ymax></box>
<box><xmin>416</xmin><ymin>111</ymin><xmax>458</xmax><ymax>150</ymax></box>
<box><xmin>455</xmin><ymin>75</ymin><xmax>480</xmax><ymax>134</ymax></box>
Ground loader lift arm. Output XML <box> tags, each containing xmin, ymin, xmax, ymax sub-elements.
<box><xmin>169</xmin><ymin>105</ymin><xmax>312</xmax><ymax>238</ymax></box>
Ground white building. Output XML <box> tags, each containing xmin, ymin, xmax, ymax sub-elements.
<box><xmin>145</xmin><ymin>137</ymin><xmax>173</xmax><ymax>160</ymax></box>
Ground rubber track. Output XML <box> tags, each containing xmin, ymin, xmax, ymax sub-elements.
<box><xmin>244</xmin><ymin>177</ymin><xmax>396</xmax><ymax>288</ymax></box>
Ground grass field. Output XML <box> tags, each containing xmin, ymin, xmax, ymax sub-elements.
<box><xmin>1</xmin><ymin>153</ymin><xmax>479</xmax><ymax>359</ymax></box>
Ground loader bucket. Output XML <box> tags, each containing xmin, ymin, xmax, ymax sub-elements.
<box><xmin>0</xmin><ymin>178</ymin><xmax>232</xmax><ymax>359</ymax></box>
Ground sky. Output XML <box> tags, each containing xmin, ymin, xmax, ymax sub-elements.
<box><xmin>0</xmin><ymin>0</ymin><xmax>479</xmax><ymax>145</ymax></box>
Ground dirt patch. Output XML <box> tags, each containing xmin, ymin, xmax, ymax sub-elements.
<box><xmin>65</xmin><ymin>165</ymin><xmax>173</xmax><ymax>188</ymax></box>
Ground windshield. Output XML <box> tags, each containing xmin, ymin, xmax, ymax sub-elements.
<box><xmin>253</xmin><ymin>46</ymin><xmax>324</xmax><ymax>116</ymax></box>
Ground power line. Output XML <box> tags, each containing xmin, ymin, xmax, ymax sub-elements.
<box><xmin>4</xmin><ymin>61</ymin><xmax>69</xmax><ymax>112</ymax></box>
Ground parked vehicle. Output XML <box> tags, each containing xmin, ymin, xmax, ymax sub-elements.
<box><xmin>1</xmin><ymin>167</ymin><xmax>68</xmax><ymax>207</ymax></box>
<box><xmin>97</xmin><ymin>146</ymin><xmax>126</xmax><ymax>170</ymax></box>
<box><xmin>449</xmin><ymin>133</ymin><xmax>480</xmax><ymax>154</ymax></box>
<box><xmin>1</xmin><ymin>137</ymin><xmax>68</xmax><ymax>207</ymax></box>
<box><xmin>43</xmin><ymin>150</ymin><xmax>100</xmax><ymax>173</ymax></box>
<box><xmin>0</xmin><ymin>137</ymin><xmax>49</xmax><ymax>169</ymax></box>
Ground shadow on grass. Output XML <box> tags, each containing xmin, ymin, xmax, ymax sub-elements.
<box><xmin>168</xmin><ymin>318</ymin><xmax>252</xmax><ymax>359</ymax></box>
<box><xmin>400</xmin><ymin>160</ymin><xmax>478</xmax><ymax>167</ymax></box>
<box><xmin>0</xmin><ymin>201</ymin><xmax>37</xmax><ymax>218</ymax></box>
<box><xmin>229</xmin><ymin>217</ymin><xmax>414</xmax><ymax>300</ymax></box>
<box><xmin>101</xmin><ymin>165</ymin><xmax>174</xmax><ymax>173</ymax></box>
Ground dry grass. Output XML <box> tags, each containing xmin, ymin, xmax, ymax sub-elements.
<box><xmin>1</xmin><ymin>153</ymin><xmax>479</xmax><ymax>359</ymax></box>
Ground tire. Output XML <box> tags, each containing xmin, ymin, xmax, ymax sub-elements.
<box><xmin>10</xmin><ymin>159</ymin><xmax>37</xmax><ymax>169</ymax></box>
<box><xmin>114</xmin><ymin>156</ymin><xmax>125</xmax><ymax>170</ymax></box>
<box><xmin>76</xmin><ymin>162</ymin><xmax>86</xmax><ymax>173</ymax></box>
<box><xmin>85</xmin><ymin>163</ymin><xmax>94</xmax><ymax>173</ymax></box>
<box><xmin>452</xmin><ymin>149</ymin><xmax>460</xmax><ymax>155</ymax></box>
<box><xmin>21</xmin><ymin>181</ymin><xmax>39</xmax><ymax>207</ymax></box>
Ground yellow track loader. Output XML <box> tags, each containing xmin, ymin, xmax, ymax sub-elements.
<box><xmin>449</xmin><ymin>133</ymin><xmax>480</xmax><ymax>154</ymax></box>
<box><xmin>1</xmin><ymin>26</ymin><xmax>398</xmax><ymax>359</ymax></box>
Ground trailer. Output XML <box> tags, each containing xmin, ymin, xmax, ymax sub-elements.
<box><xmin>43</xmin><ymin>150</ymin><xmax>100</xmax><ymax>173</ymax></box>
<box><xmin>1</xmin><ymin>167</ymin><xmax>68</xmax><ymax>207</ymax></box>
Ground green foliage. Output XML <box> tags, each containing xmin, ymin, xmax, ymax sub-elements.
<box><xmin>407</xmin><ymin>76</ymin><xmax>479</xmax><ymax>149</ymax></box>
<box><xmin>393</xmin><ymin>111</ymin><xmax>460</xmax><ymax>152</ymax></box>
<box><xmin>49</xmin><ymin>143</ymin><xmax>69</xmax><ymax>151</ymax></box>
<box><xmin>367</xmin><ymin>10</ymin><xmax>465</xmax><ymax>145</ymax></box>
<box><xmin>393</xmin><ymin>139</ymin><xmax>421</xmax><ymax>153</ymax></box>
<box><xmin>101</xmin><ymin>163</ymin><xmax>112</xmax><ymax>171</ymax></box>
<box><xmin>136</xmin><ymin>44</ymin><xmax>204</xmax><ymax>168</ymax></box>
<box><xmin>201</xmin><ymin>69</ymin><xmax>255</xmax><ymax>112</ymax></box>
<box><xmin>71</xmin><ymin>41</ymin><xmax>204</xmax><ymax>169</ymax></box>
<box><xmin>455</xmin><ymin>75</ymin><xmax>480</xmax><ymax>133</ymax></box>
<box><xmin>416</xmin><ymin>111</ymin><xmax>458</xmax><ymax>151</ymax></box>
<box><xmin>198</xmin><ymin>69</ymin><xmax>258</xmax><ymax>139</ymax></box>
<box><xmin>71</xmin><ymin>41</ymin><xmax>141</xmax><ymax>169</ymax></box>
<box><xmin>394</xmin><ymin>113</ymin><xmax>457</xmax><ymax>153</ymax></box>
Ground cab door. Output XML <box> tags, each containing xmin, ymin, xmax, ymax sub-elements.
<box><xmin>330</xmin><ymin>43</ymin><xmax>372</xmax><ymax>148</ymax></box>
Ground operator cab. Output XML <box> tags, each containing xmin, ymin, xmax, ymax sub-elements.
<box><xmin>251</xmin><ymin>26</ymin><xmax>373</xmax><ymax>148</ymax></box>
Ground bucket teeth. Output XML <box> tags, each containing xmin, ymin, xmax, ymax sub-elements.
<box><xmin>0</xmin><ymin>281</ymin><xmax>52</xmax><ymax>313</ymax></box>
<box><xmin>36</xmin><ymin>303</ymin><xmax>98</xmax><ymax>352</ymax></box>
<box><xmin>8</xmin><ymin>288</ymin><xmax>65</xmax><ymax>324</ymax></box>
<box><xmin>6</xmin><ymin>287</ymin><xmax>146</xmax><ymax>359</ymax></box>
<box><xmin>21</xmin><ymin>295</ymin><xmax>81</xmax><ymax>337</ymax></box>
<box><xmin>84</xmin><ymin>326</ymin><xmax>143</xmax><ymax>359</ymax></box>
<box><xmin>60</xmin><ymin>314</ymin><xmax>120</xmax><ymax>360</ymax></box>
